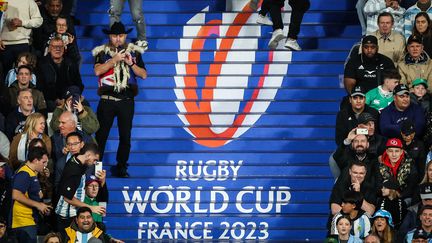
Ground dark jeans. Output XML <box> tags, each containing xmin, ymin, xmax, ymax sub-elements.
<box><xmin>259</xmin><ymin>0</ymin><xmax>310</xmax><ymax>38</ymax></box>
<box><xmin>95</xmin><ymin>98</ymin><xmax>134</xmax><ymax>169</ymax></box>
<box><xmin>13</xmin><ymin>225</ymin><xmax>37</xmax><ymax>243</ymax></box>
<box><xmin>0</xmin><ymin>44</ymin><xmax>30</xmax><ymax>74</ymax></box>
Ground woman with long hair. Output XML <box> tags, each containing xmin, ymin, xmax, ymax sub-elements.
<box><xmin>8</xmin><ymin>113</ymin><xmax>51</xmax><ymax>170</ymax></box>
<box><xmin>412</xmin><ymin>12</ymin><xmax>432</xmax><ymax>58</ymax></box>
<box><xmin>331</xmin><ymin>215</ymin><xmax>362</xmax><ymax>242</ymax></box>
<box><xmin>371</xmin><ymin>209</ymin><xmax>395</xmax><ymax>243</ymax></box>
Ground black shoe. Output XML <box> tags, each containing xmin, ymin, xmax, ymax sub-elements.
<box><xmin>117</xmin><ymin>170</ymin><xmax>129</xmax><ymax>178</ymax></box>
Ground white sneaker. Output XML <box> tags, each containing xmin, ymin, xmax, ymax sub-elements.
<box><xmin>268</xmin><ymin>29</ymin><xmax>284</xmax><ymax>49</ymax></box>
<box><xmin>135</xmin><ymin>40</ymin><xmax>148</xmax><ymax>51</ymax></box>
<box><xmin>256</xmin><ymin>14</ymin><xmax>273</xmax><ymax>26</ymax></box>
<box><xmin>284</xmin><ymin>38</ymin><xmax>302</xmax><ymax>51</ymax></box>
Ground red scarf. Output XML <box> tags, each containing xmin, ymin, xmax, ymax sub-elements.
<box><xmin>381</xmin><ymin>151</ymin><xmax>405</xmax><ymax>178</ymax></box>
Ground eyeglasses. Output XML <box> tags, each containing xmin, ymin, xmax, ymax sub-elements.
<box><xmin>67</xmin><ymin>141</ymin><xmax>81</xmax><ymax>147</ymax></box>
<box><xmin>50</xmin><ymin>45</ymin><xmax>64</xmax><ymax>50</ymax></box>
<box><xmin>0</xmin><ymin>224</ymin><xmax>5</xmax><ymax>228</ymax></box>
<box><xmin>87</xmin><ymin>185</ymin><xmax>99</xmax><ymax>189</ymax></box>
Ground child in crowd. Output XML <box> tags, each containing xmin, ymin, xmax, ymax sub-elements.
<box><xmin>376</xmin><ymin>179</ymin><xmax>407</xmax><ymax>229</ymax></box>
<box><xmin>45</xmin><ymin>16</ymin><xmax>81</xmax><ymax>63</ymax></box>
<box><xmin>410</xmin><ymin>78</ymin><xmax>431</xmax><ymax>113</ymax></box>
<box><xmin>4</xmin><ymin>52</ymin><xmax>37</xmax><ymax>87</ymax></box>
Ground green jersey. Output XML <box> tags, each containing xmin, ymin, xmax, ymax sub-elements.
<box><xmin>365</xmin><ymin>86</ymin><xmax>393</xmax><ymax>112</ymax></box>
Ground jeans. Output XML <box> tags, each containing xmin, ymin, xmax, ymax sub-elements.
<box><xmin>356</xmin><ymin>0</ymin><xmax>367</xmax><ymax>36</ymax></box>
<box><xmin>13</xmin><ymin>225</ymin><xmax>37</xmax><ymax>243</ymax></box>
<box><xmin>96</xmin><ymin>98</ymin><xmax>134</xmax><ymax>169</ymax></box>
<box><xmin>109</xmin><ymin>0</ymin><xmax>147</xmax><ymax>41</ymax></box>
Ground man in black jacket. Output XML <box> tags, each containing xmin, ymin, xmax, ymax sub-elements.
<box><xmin>36</xmin><ymin>37</ymin><xmax>83</xmax><ymax>112</ymax></box>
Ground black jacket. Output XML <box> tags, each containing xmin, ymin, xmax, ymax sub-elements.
<box><xmin>36</xmin><ymin>56</ymin><xmax>83</xmax><ymax>111</ymax></box>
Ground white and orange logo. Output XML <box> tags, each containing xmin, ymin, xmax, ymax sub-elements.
<box><xmin>175</xmin><ymin>0</ymin><xmax>290</xmax><ymax>148</ymax></box>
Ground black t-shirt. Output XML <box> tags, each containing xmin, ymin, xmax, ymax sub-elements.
<box><xmin>344</xmin><ymin>53</ymin><xmax>395</xmax><ymax>93</ymax></box>
<box><xmin>329</xmin><ymin>172</ymin><xmax>377</xmax><ymax>206</ymax></box>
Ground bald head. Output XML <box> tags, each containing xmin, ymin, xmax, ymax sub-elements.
<box><xmin>58</xmin><ymin>111</ymin><xmax>77</xmax><ymax>136</ymax></box>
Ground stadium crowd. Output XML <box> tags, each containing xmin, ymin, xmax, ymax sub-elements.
<box><xmin>0</xmin><ymin>0</ymin><xmax>147</xmax><ymax>241</ymax></box>
<box><xmin>326</xmin><ymin>0</ymin><xmax>432</xmax><ymax>242</ymax></box>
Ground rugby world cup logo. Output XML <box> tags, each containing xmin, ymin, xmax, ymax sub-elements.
<box><xmin>175</xmin><ymin>1</ymin><xmax>290</xmax><ymax>148</ymax></box>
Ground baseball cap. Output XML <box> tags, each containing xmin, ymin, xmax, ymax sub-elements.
<box><xmin>386</xmin><ymin>138</ymin><xmax>403</xmax><ymax>149</ymax></box>
<box><xmin>413</xmin><ymin>228</ymin><xmax>429</xmax><ymax>239</ymax></box>
<box><xmin>358</xmin><ymin>112</ymin><xmax>376</xmax><ymax>124</ymax></box>
<box><xmin>362</xmin><ymin>35</ymin><xmax>378</xmax><ymax>45</ymax></box>
<box><xmin>64</xmin><ymin>85</ymin><xmax>81</xmax><ymax>100</ymax></box>
<box><xmin>382</xmin><ymin>179</ymin><xmax>399</xmax><ymax>190</ymax></box>
<box><xmin>393</xmin><ymin>84</ymin><xmax>410</xmax><ymax>96</ymax></box>
<box><xmin>412</xmin><ymin>78</ymin><xmax>428</xmax><ymax>89</ymax></box>
<box><xmin>85</xmin><ymin>175</ymin><xmax>100</xmax><ymax>186</ymax></box>
<box><xmin>400</xmin><ymin>120</ymin><xmax>415</xmax><ymax>135</ymax></box>
<box><xmin>420</xmin><ymin>183</ymin><xmax>432</xmax><ymax>200</ymax></box>
<box><xmin>407</xmin><ymin>35</ymin><xmax>423</xmax><ymax>45</ymax></box>
<box><xmin>351</xmin><ymin>86</ymin><xmax>366</xmax><ymax>97</ymax></box>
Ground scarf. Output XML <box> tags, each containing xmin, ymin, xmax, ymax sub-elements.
<box><xmin>381</xmin><ymin>151</ymin><xmax>405</xmax><ymax>178</ymax></box>
<box><xmin>92</xmin><ymin>43</ymin><xmax>145</xmax><ymax>92</ymax></box>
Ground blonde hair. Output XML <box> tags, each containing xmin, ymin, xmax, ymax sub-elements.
<box><xmin>23</xmin><ymin>113</ymin><xmax>45</xmax><ymax>136</ymax></box>
<box><xmin>421</xmin><ymin>160</ymin><xmax>432</xmax><ymax>184</ymax></box>
<box><xmin>43</xmin><ymin>232</ymin><xmax>62</xmax><ymax>243</ymax></box>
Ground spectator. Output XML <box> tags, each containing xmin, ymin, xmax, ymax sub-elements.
<box><xmin>330</xmin><ymin>215</ymin><xmax>362</xmax><ymax>242</ymax></box>
<box><xmin>376</xmin><ymin>179</ymin><xmax>407</xmax><ymax>229</ymax></box>
<box><xmin>0</xmin><ymin>155</ymin><xmax>13</xmax><ymax>223</ymax></box>
<box><xmin>55</xmin><ymin>143</ymin><xmax>103</xmax><ymax>235</ymax></box>
<box><xmin>256</xmin><ymin>0</ymin><xmax>310</xmax><ymax>51</ymax></box>
<box><xmin>405</xmin><ymin>205</ymin><xmax>432</xmax><ymax>242</ymax></box>
<box><xmin>43</xmin><ymin>232</ymin><xmax>62</xmax><ymax>243</ymax></box>
<box><xmin>364</xmin><ymin>1</ymin><xmax>406</xmax><ymax>35</ymax></box>
<box><xmin>54</xmin><ymin>131</ymin><xmax>83</xmax><ymax>189</ymax></box>
<box><xmin>330</xmin><ymin>191</ymin><xmax>371</xmax><ymax>239</ymax></box>
<box><xmin>403</xmin><ymin>0</ymin><xmax>432</xmax><ymax>39</ymax></box>
<box><xmin>331</xmin><ymin>133</ymin><xmax>378</xmax><ymax>181</ymax></box>
<box><xmin>0</xmin><ymin>217</ymin><xmax>17</xmax><ymax>242</ymax></box>
<box><xmin>50</xmin><ymin>86</ymin><xmax>99</xmax><ymax>136</ymax></box>
<box><xmin>36</xmin><ymin>37</ymin><xmax>83</xmax><ymax>112</ymax></box>
<box><xmin>329</xmin><ymin>161</ymin><xmax>376</xmax><ymax>216</ymax></box>
<box><xmin>9</xmin><ymin>112</ymin><xmax>51</xmax><ymax>170</ymax></box>
<box><xmin>5</xmin><ymin>89</ymin><xmax>36</xmax><ymax>141</ymax></box>
<box><xmin>84</xmin><ymin>174</ymin><xmax>108</xmax><ymax>223</ymax></box>
<box><xmin>51</xmin><ymin>111</ymin><xmax>93</xmax><ymax>161</ymax></box>
<box><xmin>335</xmin><ymin>85</ymin><xmax>380</xmax><ymax>146</ymax></box>
<box><xmin>400</xmin><ymin>120</ymin><xmax>427</xmax><ymax>178</ymax></box>
<box><xmin>399</xmin><ymin>183</ymin><xmax>432</xmax><ymax>239</ymax></box>
<box><xmin>364</xmin><ymin>234</ymin><xmax>382</xmax><ymax>243</ymax></box>
<box><xmin>62</xmin><ymin>206</ymin><xmax>123</xmax><ymax>243</ymax></box>
<box><xmin>409</xmin><ymin>228</ymin><xmax>431</xmax><ymax>242</ymax></box>
<box><xmin>380</xmin><ymin>84</ymin><xmax>425</xmax><ymax>138</ymax></box>
<box><xmin>0</xmin><ymin>0</ymin><xmax>42</xmax><ymax>72</ymax></box>
<box><xmin>370</xmin><ymin>209</ymin><xmax>395</xmax><ymax>243</ymax></box>
<box><xmin>33</xmin><ymin>0</ymin><xmax>75</xmax><ymax>56</ymax></box>
<box><xmin>4</xmin><ymin>52</ymin><xmax>37</xmax><ymax>87</ymax></box>
<box><xmin>109</xmin><ymin>0</ymin><xmax>149</xmax><ymax>50</ymax></box>
<box><xmin>357</xmin><ymin>112</ymin><xmax>386</xmax><ymax>158</ymax></box>
<box><xmin>5</xmin><ymin>65</ymin><xmax>47</xmax><ymax>115</ymax></box>
<box><xmin>377</xmin><ymin>138</ymin><xmax>418</xmax><ymax>202</ymax></box>
<box><xmin>0</xmin><ymin>131</ymin><xmax>9</xmax><ymax>158</ymax></box>
<box><xmin>412</xmin><ymin>12</ymin><xmax>432</xmax><ymax>58</ymax></box>
<box><xmin>366</xmin><ymin>69</ymin><xmax>400</xmax><ymax>112</ymax></box>
<box><xmin>45</xmin><ymin>16</ymin><xmax>80</xmax><ymax>63</ymax></box>
<box><xmin>344</xmin><ymin>35</ymin><xmax>395</xmax><ymax>95</ymax></box>
<box><xmin>410</xmin><ymin>78</ymin><xmax>431</xmax><ymax>113</ymax></box>
<box><xmin>398</xmin><ymin>35</ymin><xmax>432</xmax><ymax>87</ymax></box>
<box><xmin>11</xmin><ymin>146</ymin><xmax>52</xmax><ymax>243</ymax></box>
<box><xmin>93</xmin><ymin>22</ymin><xmax>147</xmax><ymax>178</ymax></box>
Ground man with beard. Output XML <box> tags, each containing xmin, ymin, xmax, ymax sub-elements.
<box><xmin>344</xmin><ymin>35</ymin><xmax>395</xmax><ymax>95</ymax></box>
<box><xmin>380</xmin><ymin>84</ymin><xmax>425</xmax><ymax>138</ymax></box>
<box><xmin>357</xmin><ymin>112</ymin><xmax>386</xmax><ymax>158</ymax></box>
<box><xmin>378</xmin><ymin>138</ymin><xmax>418</xmax><ymax>203</ymax></box>
<box><xmin>332</xmin><ymin>133</ymin><xmax>378</xmax><ymax>184</ymax></box>
<box><xmin>330</xmin><ymin>161</ymin><xmax>376</xmax><ymax>216</ymax></box>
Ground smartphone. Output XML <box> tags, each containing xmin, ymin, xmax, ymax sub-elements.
<box><xmin>356</xmin><ymin>128</ymin><xmax>368</xmax><ymax>135</ymax></box>
<box><xmin>95</xmin><ymin>161</ymin><xmax>103</xmax><ymax>175</ymax></box>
